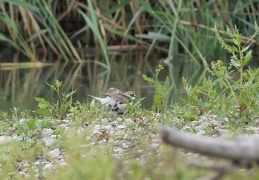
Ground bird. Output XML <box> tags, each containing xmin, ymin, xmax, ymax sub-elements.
<box><xmin>89</xmin><ymin>87</ymin><xmax>136</xmax><ymax>115</ymax></box>
<box><xmin>88</xmin><ymin>94</ymin><xmax>117</xmax><ymax>107</ymax></box>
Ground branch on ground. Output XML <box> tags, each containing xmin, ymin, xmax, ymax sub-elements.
<box><xmin>159</xmin><ymin>126</ymin><xmax>259</xmax><ymax>165</ymax></box>
<box><xmin>159</xmin><ymin>126</ymin><xmax>259</xmax><ymax>180</ymax></box>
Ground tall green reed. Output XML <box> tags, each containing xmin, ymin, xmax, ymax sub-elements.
<box><xmin>0</xmin><ymin>0</ymin><xmax>258</xmax><ymax>67</ymax></box>
<box><xmin>78</xmin><ymin>0</ymin><xmax>110</xmax><ymax>69</ymax></box>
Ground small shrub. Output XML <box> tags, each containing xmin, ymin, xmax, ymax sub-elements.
<box><xmin>142</xmin><ymin>64</ymin><xmax>174</xmax><ymax>112</ymax></box>
<box><xmin>181</xmin><ymin>24</ymin><xmax>259</xmax><ymax>122</ymax></box>
<box><xmin>34</xmin><ymin>80</ymin><xmax>76</xmax><ymax>119</ymax></box>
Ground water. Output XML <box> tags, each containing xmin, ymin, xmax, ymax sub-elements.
<box><xmin>0</xmin><ymin>54</ymin><xmax>204</xmax><ymax>113</ymax></box>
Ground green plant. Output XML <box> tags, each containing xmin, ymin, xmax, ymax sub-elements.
<box><xmin>15</xmin><ymin>118</ymin><xmax>41</xmax><ymax>138</ymax></box>
<box><xmin>142</xmin><ymin>64</ymin><xmax>174</xmax><ymax>112</ymax></box>
<box><xmin>213</xmin><ymin>24</ymin><xmax>259</xmax><ymax>117</ymax></box>
<box><xmin>34</xmin><ymin>80</ymin><xmax>76</xmax><ymax>119</ymax></box>
<box><xmin>125</xmin><ymin>96</ymin><xmax>146</xmax><ymax>116</ymax></box>
<box><xmin>181</xmin><ymin>24</ymin><xmax>259</xmax><ymax>122</ymax></box>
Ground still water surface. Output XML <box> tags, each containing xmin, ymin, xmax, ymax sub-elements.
<box><xmin>0</xmin><ymin>55</ymin><xmax>203</xmax><ymax>112</ymax></box>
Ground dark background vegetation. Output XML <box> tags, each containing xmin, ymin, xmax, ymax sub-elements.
<box><xmin>0</xmin><ymin>0</ymin><xmax>258</xmax><ymax>65</ymax></box>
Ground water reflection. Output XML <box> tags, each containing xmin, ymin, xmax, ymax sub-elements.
<box><xmin>0</xmin><ymin>54</ymin><xmax>205</xmax><ymax>112</ymax></box>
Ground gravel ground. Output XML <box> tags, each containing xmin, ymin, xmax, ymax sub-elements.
<box><xmin>1</xmin><ymin>111</ymin><xmax>259</xmax><ymax>178</ymax></box>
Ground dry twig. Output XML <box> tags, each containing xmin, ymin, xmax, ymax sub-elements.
<box><xmin>159</xmin><ymin>126</ymin><xmax>259</xmax><ymax>179</ymax></box>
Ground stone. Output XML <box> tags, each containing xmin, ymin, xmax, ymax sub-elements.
<box><xmin>42</xmin><ymin>129</ymin><xmax>53</xmax><ymax>137</ymax></box>
<box><xmin>117</xmin><ymin>125</ymin><xmax>126</xmax><ymax>129</ymax></box>
<box><xmin>43</xmin><ymin>163</ymin><xmax>53</xmax><ymax>171</ymax></box>
<box><xmin>49</xmin><ymin>149</ymin><xmax>61</xmax><ymax>158</ymax></box>
<box><xmin>42</xmin><ymin>138</ymin><xmax>56</xmax><ymax>147</ymax></box>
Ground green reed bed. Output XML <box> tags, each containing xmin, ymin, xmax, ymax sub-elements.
<box><xmin>0</xmin><ymin>0</ymin><xmax>258</xmax><ymax>67</ymax></box>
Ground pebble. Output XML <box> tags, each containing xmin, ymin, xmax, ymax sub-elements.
<box><xmin>122</xmin><ymin>143</ymin><xmax>129</xmax><ymax>149</ymax></box>
<box><xmin>50</xmin><ymin>135</ymin><xmax>58</xmax><ymax>139</ymax></box>
<box><xmin>49</xmin><ymin>149</ymin><xmax>61</xmax><ymax>158</ymax></box>
<box><xmin>123</xmin><ymin>134</ymin><xmax>129</xmax><ymax>140</ymax></box>
<box><xmin>19</xmin><ymin>171</ymin><xmax>28</xmax><ymax>177</ymax></box>
<box><xmin>42</xmin><ymin>138</ymin><xmax>56</xmax><ymax>147</ymax></box>
<box><xmin>42</xmin><ymin>129</ymin><xmax>53</xmax><ymax>137</ymax></box>
<box><xmin>43</xmin><ymin>163</ymin><xmax>53</xmax><ymax>171</ymax></box>
<box><xmin>60</xmin><ymin>162</ymin><xmax>67</xmax><ymax>166</ymax></box>
<box><xmin>117</xmin><ymin>125</ymin><xmax>126</xmax><ymax>129</ymax></box>
<box><xmin>34</xmin><ymin>161</ymin><xmax>41</xmax><ymax>166</ymax></box>
<box><xmin>117</xmin><ymin>118</ymin><xmax>123</xmax><ymax>122</ymax></box>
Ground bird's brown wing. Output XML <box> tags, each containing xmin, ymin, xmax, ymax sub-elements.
<box><xmin>106</xmin><ymin>87</ymin><xmax>131</xmax><ymax>102</ymax></box>
<box><xmin>106</xmin><ymin>87</ymin><xmax>124</xmax><ymax>95</ymax></box>
<box><xmin>111</xmin><ymin>93</ymin><xmax>131</xmax><ymax>103</ymax></box>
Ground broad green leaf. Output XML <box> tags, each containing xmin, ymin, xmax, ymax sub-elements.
<box><xmin>35</xmin><ymin>109</ymin><xmax>52</xmax><ymax>116</ymax></box>
<box><xmin>45</xmin><ymin>82</ymin><xmax>56</xmax><ymax>91</ymax></box>
<box><xmin>233</xmin><ymin>35</ymin><xmax>241</xmax><ymax>46</ymax></box>
<box><xmin>65</xmin><ymin>90</ymin><xmax>77</xmax><ymax>99</ymax></box>
<box><xmin>241</xmin><ymin>45</ymin><xmax>251</xmax><ymax>52</ymax></box>
<box><xmin>242</xmin><ymin>50</ymin><xmax>252</xmax><ymax>66</ymax></box>
<box><xmin>34</xmin><ymin>97</ymin><xmax>47</xmax><ymax>103</ymax></box>
<box><xmin>231</xmin><ymin>59</ymin><xmax>241</xmax><ymax>67</ymax></box>
<box><xmin>226</xmin><ymin>45</ymin><xmax>238</xmax><ymax>52</ymax></box>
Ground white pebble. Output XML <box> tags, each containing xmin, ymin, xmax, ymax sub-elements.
<box><xmin>117</xmin><ymin>118</ymin><xmax>122</xmax><ymax>122</ymax></box>
<box><xmin>122</xmin><ymin>143</ymin><xmax>129</xmax><ymax>149</ymax></box>
<box><xmin>123</xmin><ymin>134</ymin><xmax>129</xmax><ymax>140</ymax></box>
<box><xmin>117</xmin><ymin>125</ymin><xmax>126</xmax><ymax>129</ymax></box>
<box><xmin>43</xmin><ymin>163</ymin><xmax>53</xmax><ymax>171</ymax></box>
<box><xmin>60</xmin><ymin>162</ymin><xmax>67</xmax><ymax>166</ymax></box>
<box><xmin>49</xmin><ymin>149</ymin><xmax>61</xmax><ymax>158</ymax></box>
<box><xmin>41</xmin><ymin>129</ymin><xmax>53</xmax><ymax>137</ymax></box>
<box><xmin>42</xmin><ymin>138</ymin><xmax>56</xmax><ymax>147</ymax></box>
<box><xmin>50</xmin><ymin>135</ymin><xmax>58</xmax><ymax>139</ymax></box>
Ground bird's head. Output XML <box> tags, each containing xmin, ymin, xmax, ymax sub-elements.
<box><xmin>125</xmin><ymin>91</ymin><xmax>136</xmax><ymax>101</ymax></box>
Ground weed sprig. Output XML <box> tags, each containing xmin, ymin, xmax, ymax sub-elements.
<box><xmin>142</xmin><ymin>64</ymin><xmax>174</xmax><ymax>112</ymax></box>
<box><xmin>34</xmin><ymin>80</ymin><xmax>76</xmax><ymax>119</ymax></box>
